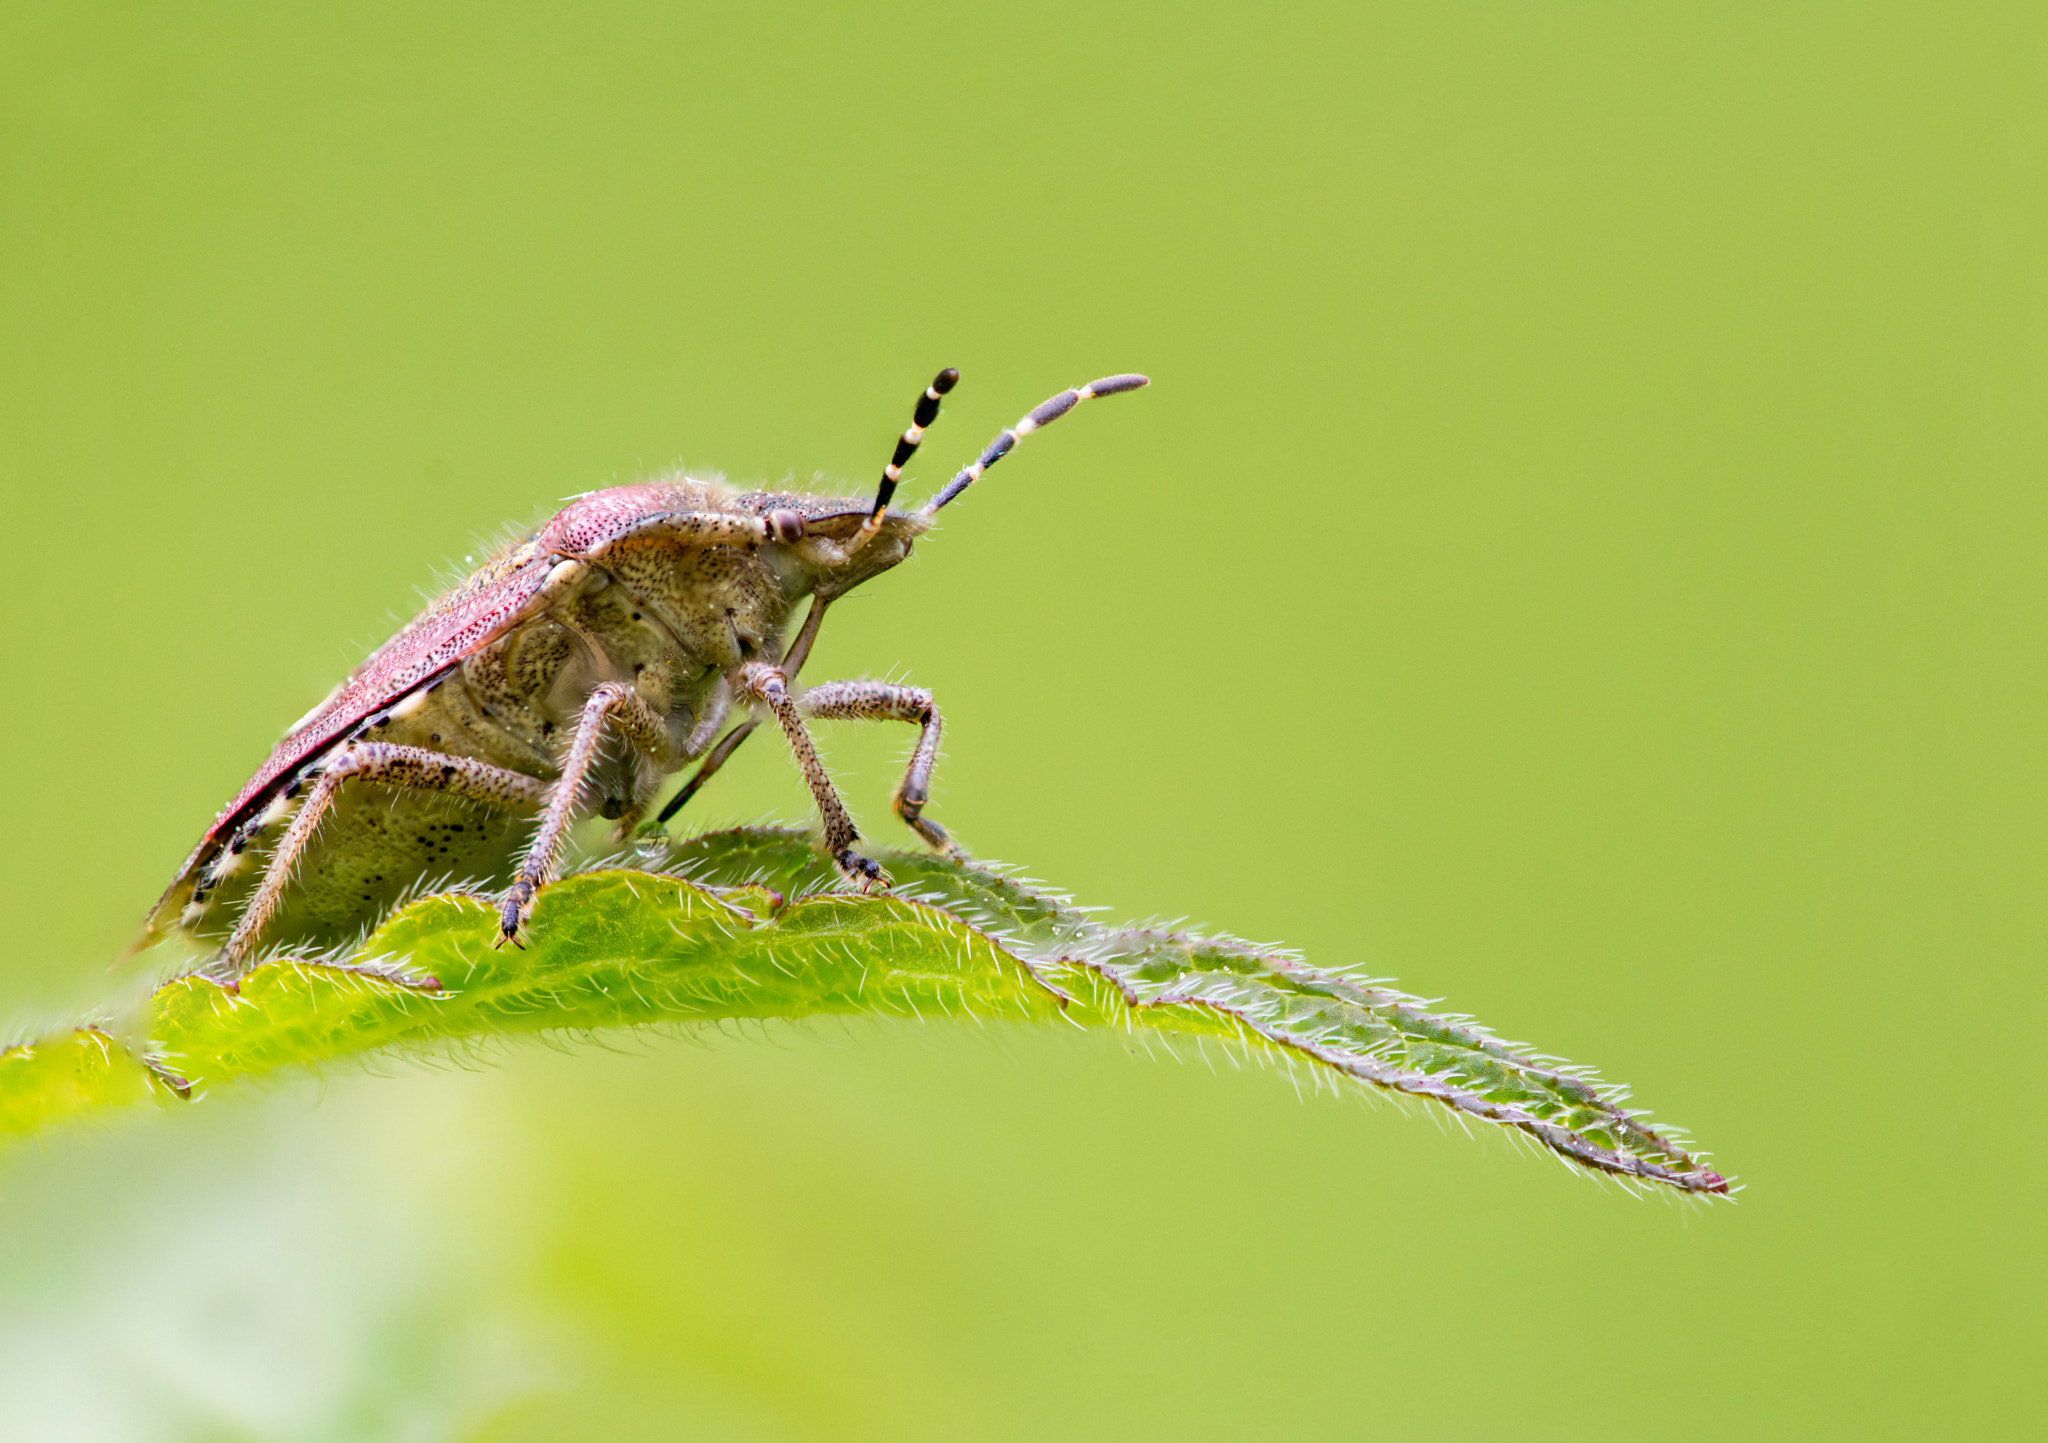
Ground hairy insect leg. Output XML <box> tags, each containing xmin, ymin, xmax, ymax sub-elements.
<box><xmin>500</xmin><ymin>682</ymin><xmax>675</xmax><ymax>944</ymax></box>
<box><xmin>798</xmin><ymin>680</ymin><xmax>956</xmax><ymax>855</ymax></box>
<box><xmin>222</xmin><ymin>745</ymin><xmax>549</xmax><ymax>971</ymax></box>
<box><xmin>655</xmin><ymin>598</ymin><xmax>831</xmax><ymax>826</ymax></box>
<box><xmin>738</xmin><ymin>661</ymin><xmax>887</xmax><ymax>891</ymax></box>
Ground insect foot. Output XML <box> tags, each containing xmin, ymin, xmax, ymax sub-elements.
<box><xmin>836</xmin><ymin>848</ymin><xmax>892</xmax><ymax>892</ymax></box>
<box><xmin>138</xmin><ymin>368</ymin><xmax>1147</xmax><ymax>962</ymax></box>
<box><xmin>496</xmin><ymin>880</ymin><xmax>537</xmax><ymax>949</ymax></box>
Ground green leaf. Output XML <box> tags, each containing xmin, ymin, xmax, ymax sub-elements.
<box><xmin>0</xmin><ymin>828</ymin><xmax>1729</xmax><ymax>1194</ymax></box>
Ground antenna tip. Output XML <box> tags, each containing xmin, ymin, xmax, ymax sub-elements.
<box><xmin>934</xmin><ymin>367</ymin><xmax>961</xmax><ymax>393</ymax></box>
<box><xmin>1090</xmin><ymin>373</ymin><xmax>1150</xmax><ymax>396</ymax></box>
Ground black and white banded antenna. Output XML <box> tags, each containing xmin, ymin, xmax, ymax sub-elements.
<box><xmin>848</xmin><ymin>367</ymin><xmax>959</xmax><ymax>553</ymax></box>
<box><xmin>919</xmin><ymin>373</ymin><xmax>1150</xmax><ymax>517</ymax></box>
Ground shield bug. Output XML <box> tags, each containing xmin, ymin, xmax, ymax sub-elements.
<box><xmin>138</xmin><ymin>369</ymin><xmax>1150</xmax><ymax>971</ymax></box>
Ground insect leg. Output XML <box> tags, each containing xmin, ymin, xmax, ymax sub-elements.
<box><xmin>654</xmin><ymin>719</ymin><xmax>756</xmax><ymax>824</ymax></box>
<box><xmin>850</xmin><ymin>368</ymin><xmax>959</xmax><ymax>554</ymax></box>
<box><xmin>738</xmin><ymin>661</ymin><xmax>886</xmax><ymax>891</ymax></box>
<box><xmin>684</xmin><ymin>680</ymin><xmax>735</xmax><ymax>758</ymax></box>
<box><xmin>625</xmin><ymin>683</ymin><xmax>731</xmax><ymax>827</ymax></box>
<box><xmin>654</xmin><ymin>596</ymin><xmax>833</xmax><ymax>826</ymax></box>
<box><xmin>920</xmin><ymin>372</ymin><xmax>1150</xmax><ymax>515</ymax></box>
<box><xmin>221</xmin><ymin>745</ymin><xmax>548</xmax><ymax>970</ymax></box>
<box><xmin>781</xmin><ymin>595</ymin><xmax>831</xmax><ymax>675</ymax></box>
<box><xmin>500</xmin><ymin>682</ymin><xmax>674</xmax><ymax>944</ymax></box>
<box><xmin>798</xmin><ymin>680</ymin><xmax>955</xmax><ymax>855</ymax></box>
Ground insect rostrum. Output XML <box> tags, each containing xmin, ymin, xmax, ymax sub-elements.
<box><xmin>140</xmin><ymin>369</ymin><xmax>1149</xmax><ymax>972</ymax></box>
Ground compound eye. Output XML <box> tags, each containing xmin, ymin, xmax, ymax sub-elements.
<box><xmin>765</xmin><ymin>508</ymin><xmax>805</xmax><ymax>543</ymax></box>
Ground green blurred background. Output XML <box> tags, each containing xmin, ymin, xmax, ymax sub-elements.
<box><xmin>3</xmin><ymin>2</ymin><xmax>2043</xmax><ymax>1437</ymax></box>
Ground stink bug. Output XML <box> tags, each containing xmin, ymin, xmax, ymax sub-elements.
<box><xmin>139</xmin><ymin>369</ymin><xmax>1150</xmax><ymax>971</ymax></box>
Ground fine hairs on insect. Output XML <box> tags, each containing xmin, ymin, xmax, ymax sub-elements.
<box><xmin>140</xmin><ymin>369</ymin><xmax>1150</xmax><ymax>973</ymax></box>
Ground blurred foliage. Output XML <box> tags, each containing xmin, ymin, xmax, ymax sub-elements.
<box><xmin>5</xmin><ymin>1</ymin><xmax>2045</xmax><ymax>1438</ymax></box>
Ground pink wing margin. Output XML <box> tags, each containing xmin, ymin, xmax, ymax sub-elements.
<box><xmin>136</xmin><ymin>540</ymin><xmax>560</xmax><ymax>948</ymax></box>
<box><xmin>136</xmin><ymin>479</ymin><xmax>741</xmax><ymax>950</ymax></box>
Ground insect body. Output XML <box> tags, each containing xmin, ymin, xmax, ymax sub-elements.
<box><xmin>141</xmin><ymin>369</ymin><xmax>1150</xmax><ymax>970</ymax></box>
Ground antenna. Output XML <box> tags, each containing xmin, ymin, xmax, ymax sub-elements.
<box><xmin>847</xmin><ymin>367</ymin><xmax>959</xmax><ymax>553</ymax></box>
<box><xmin>921</xmin><ymin>374</ymin><xmax>1149</xmax><ymax>516</ymax></box>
